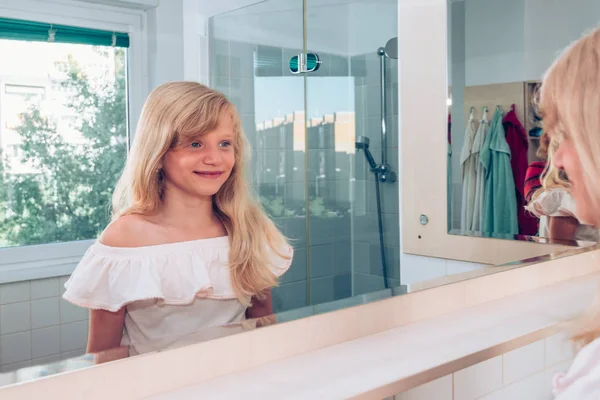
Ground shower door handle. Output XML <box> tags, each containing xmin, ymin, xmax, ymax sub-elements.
<box><xmin>289</xmin><ymin>53</ymin><xmax>322</xmax><ymax>74</ymax></box>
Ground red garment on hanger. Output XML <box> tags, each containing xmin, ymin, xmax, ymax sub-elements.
<box><xmin>503</xmin><ymin>105</ymin><xmax>537</xmax><ymax>235</ymax></box>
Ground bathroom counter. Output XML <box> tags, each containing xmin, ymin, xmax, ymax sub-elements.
<box><xmin>148</xmin><ymin>272</ymin><xmax>598</xmax><ymax>400</ymax></box>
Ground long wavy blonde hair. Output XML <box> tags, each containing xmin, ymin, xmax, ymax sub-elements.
<box><xmin>112</xmin><ymin>82</ymin><xmax>289</xmax><ymax>305</ymax></box>
<box><xmin>530</xmin><ymin>137</ymin><xmax>571</xmax><ymax>202</ymax></box>
<box><xmin>539</xmin><ymin>27</ymin><xmax>600</xmax><ymax>348</ymax></box>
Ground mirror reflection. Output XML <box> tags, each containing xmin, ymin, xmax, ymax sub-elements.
<box><xmin>0</xmin><ymin>0</ymin><xmax>406</xmax><ymax>384</ymax></box>
<box><xmin>447</xmin><ymin>0</ymin><xmax>600</xmax><ymax>245</ymax></box>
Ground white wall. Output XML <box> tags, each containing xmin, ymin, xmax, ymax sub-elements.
<box><xmin>462</xmin><ymin>0</ymin><xmax>600</xmax><ymax>86</ymax></box>
<box><xmin>394</xmin><ymin>333</ymin><xmax>574</xmax><ymax>400</ymax></box>
<box><xmin>146</xmin><ymin>0</ymin><xmax>185</xmax><ymax>89</ymax></box>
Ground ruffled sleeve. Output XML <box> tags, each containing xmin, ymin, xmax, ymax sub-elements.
<box><xmin>63</xmin><ymin>238</ymin><xmax>294</xmax><ymax>312</ymax></box>
<box><xmin>525</xmin><ymin>189</ymin><xmax>577</xmax><ymax>219</ymax></box>
<box><xmin>63</xmin><ymin>242</ymin><xmax>219</xmax><ymax>312</ymax></box>
<box><xmin>267</xmin><ymin>243</ymin><xmax>294</xmax><ymax>278</ymax></box>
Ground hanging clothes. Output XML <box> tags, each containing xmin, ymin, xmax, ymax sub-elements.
<box><xmin>471</xmin><ymin>108</ymin><xmax>489</xmax><ymax>232</ymax></box>
<box><xmin>503</xmin><ymin>105</ymin><xmax>537</xmax><ymax>236</ymax></box>
<box><xmin>480</xmin><ymin>108</ymin><xmax>518</xmax><ymax>236</ymax></box>
<box><xmin>460</xmin><ymin>111</ymin><xmax>478</xmax><ymax>232</ymax></box>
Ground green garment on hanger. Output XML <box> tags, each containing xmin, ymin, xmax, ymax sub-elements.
<box><xmin>480</xmin><ymin>108</ymin><xmax>518</xmax><ymax>237</ymax></box>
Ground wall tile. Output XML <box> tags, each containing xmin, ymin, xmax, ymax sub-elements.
<box><xmin>31</xmin><ymin>326</ymin><xmax>60</xmax><ymax>359</ymax></box>
<box><xmin>503</xmin><ymin>340</ymin><xmax>545</xmax><ymax>385</ymax></box>
<box><xmin>59</xmin><ymin>276</ymin><xmax>69</xmax><ymax>296</ymax></box>
<box><xmin>60</xmin><ymin>321</ymin><xmax>88</xmax><ymax>353</ymax></box>
<box><xmin>354</xmin><ymin>241</ymin><xmax>370</xmax><ymax>274</ymax></box>
<box><xmin>395</xmin><ymin>375</ymin><xmax>452</xmax><ymax>400</ymax></box>
<box><xmin>1</xmin><ymin>331</ymin><xmax>31</xmax><ymax>364</ymax></box>
<box><xmin>309</xmin><ymin>244</ymin><xmax>334</xmax><ymax>278</ymax></box>
<box><xmin>354</xmin><ymin>180</ymin><xmax>367</xmax><ymax>215</ymax></box>
<box><xmin>545</xmin><ymin>332</ymin><xmax>575</xmax><ymax>367</ymax></box>
<box><xmin>59</xmin><ymin>298</ymin><xmax>88</xmax><ymax>324</ymax></box>
<box><xmin>255</xmin><ymin>45</ymin><xmax>283</xmax><ymax>77</ymax></box>
<box><xmin>333</xmin><ymin>241</ymin><xmax>352</xmax><ymax>275</ymax></box>
<box><xmin>274</xmin><ymin>306</ymin><xmax>313</xmax><ymax>323</ymax></box>
<box><xmin>310</xmin><ymin>274</ymin><xmax>351</xmax><ymax>305</ymax></box>
<box><xmin>31</xmin><ymin>298</ymin><xmax>59</xmax><ymax>329</ymax></box>
<box><xmin>280</xmin><ymin>247</ymin><xmax>307</xmax><ymax>284</ymax></box>
<box><xmin>476</xmin><ymin>391</ymin><xmax>504</xmax><ymax>400</ymax></box>
<box><xmin>333</xmin><ymin>214</ymin><xmax>351</xmax><ymax>243</ymax></box>
<box><xmin>500</xmin><ymin>372</ymin><xmax>545</xmax><ymax>399</ymax></box>
<box><xmin>329</xmin><ymin>54</ymin><xmax>349</xmax><ymax>76</ymax></box>
<box><xmin>0</xmin><ymin>302</ymin><xmax>31</xmax><ymax>335</ymax></box>
<box><xmin>454</xmin><ymin>356</ymin><xmax>502</xmax><ymax>400</ymax></box>
<box><xmin>308</xmin><ymin>218</ymin><xmax>335</xmax><ymax>246</ymax></box>
<box><xmin>30</xmin><ymin>278</ymin><xmax>59</xmax><ymax>300</ymax></box>
<box><xmin>370</xmin><ymin>245</ymin><xmax>401</xmax><ymax>279</ymax></box>
<box><xmin>354</xmin><ymin>273</ymin><xmax>398</xmax><ymax>296</ymax></box>
<box><xmin>284</xmin><ymin>217</ymin><xmax>307</xmax><ymax>248</ymax></box>
<box><xmin>0</xmin><ymin>281</ymin><xmax>30</xmax><ymax>304</ymax></box>
<box><xmin>272</xmin><ymin>281</ymin><xmax>307</xmax><ymax>313</ymax></box>
<box><xmin>315</xmin><ymin>294</ymin><xmax>362</xmax><ymax>314</ymax></box>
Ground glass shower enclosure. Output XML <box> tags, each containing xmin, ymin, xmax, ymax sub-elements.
<box><xmin>208</xmin><ymin>0</ymin><xmax>400</xmax><ymax>313</ymax></box>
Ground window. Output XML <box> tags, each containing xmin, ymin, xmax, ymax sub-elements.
<box><xmin>0</xmin><ymin>17</ymin><xmax>130</xmax><ymax>249</ymax></box>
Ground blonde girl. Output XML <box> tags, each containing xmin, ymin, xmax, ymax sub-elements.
<box><xmin>63</xmin><ymin>82</ymin><xmax>292</xmax><ymax>356</ymax></box>
<box><xmin>537</xmin><ymin>27</ymin><xmax>600</xmax><ymax>398</ymax></box>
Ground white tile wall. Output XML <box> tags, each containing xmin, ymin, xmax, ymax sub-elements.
<box><xmin>31</xmin><ymin>298</ymin><xmax>59</xmax><ymax>329</ymax></box>
<box><xmin>31</xmin><ymin>326</ymin><xmax>60</xmax><ymax>359</ymax></box>
<box><xmin>454</xmin><ymin>356</ymin><xmax>503</xmax><ymax>400</ymax></box>
<box><xmin>0</xmin><ymin>281</ymin><xmax>30</xmax><ymax>304</ymax></box>
<box><xmin>0</xmin><ymin>302</ymin><xmax>31</xmax><ymax>335</ymax></box>
<box><xmin>545</xmin><ymin>333</ymin><xmax>575</xmax><ymax>367</ymax></box>
<box><xmin>30</xmin><ymin>278</ymin><xmax>59</xmax><ymax>300</ymax></box>
<box><xmin>0</xmin><ymin>277</ymin><xmax>88</xmax><ymax>373</ymax></box>
<box><xmin>395</xmin><ymin>375</ymin><xmax>452</xmax><ymax>400</ymax></box>
<box><xmin>394</xmin><ymin>336</ymin><xmax>576</xmax><ymax>400</ymax></box>
<box><xmin>503</xmin><ymin>340</ymin><xmax>545</xmax><ymax>385</ymax></box>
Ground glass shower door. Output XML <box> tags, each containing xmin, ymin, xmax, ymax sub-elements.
<box><xmin>208</xmin><ymin>1</ymin><xmax>309</xmax><ymax>313</ymax></box>
<box><xmin>305</xmin><ymin>0</ymin><xmax>401</xmax><ymax>302</ymax></box>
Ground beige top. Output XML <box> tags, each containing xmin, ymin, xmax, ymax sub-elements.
<box><xmin>63</xmin><ymin>236</ymin><xmax>292</xmax><ymax>355</ymax></box>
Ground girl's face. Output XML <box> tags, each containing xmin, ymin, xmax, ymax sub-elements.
<box><xmin>162</xmin><ymin>111</ymin><xmax>236</xmax><ymax>201</ymax></box>
<box><xmin>553</xmin><ymin>136</ymin><xmax>598</xmax><ymax>226</ymax></box>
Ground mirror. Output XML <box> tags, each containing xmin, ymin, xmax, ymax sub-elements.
<box><xmin>447</xmin><ymin>0</ymin><xmax>599</xmax><ymax>247</ymax></box>
<box><xmin>0</xmin><ymin>0</ymin><xmax>595</xmax><ymax>390</ymax></box>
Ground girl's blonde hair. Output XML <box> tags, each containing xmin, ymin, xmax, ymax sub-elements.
<box><xmin>539</xmin><ymin>27</ymin><xmax>600</xmax><ymax>349</ymax></box>
<box><xmin>112</xmin><ymin>82</ymin><xmax>289</xmax><ymax>305</ymax></box>
<box><xmin>530</xmin><ymin>138</ymin><xmax>571</xmax><ymax>203</ymax></box>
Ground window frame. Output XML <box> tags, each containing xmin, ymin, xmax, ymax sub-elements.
<box><xmin>0</xmin><ymin>0</ymin><xmax>148</xmax><ymax>284</ymax></box>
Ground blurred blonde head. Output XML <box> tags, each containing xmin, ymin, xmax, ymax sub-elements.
<box><xmin>112</xmin><ymin>82</ymin><xmax>288</xmax><ymax>305</ymax></box>
<box><xmin>539</xmin><ymin>27</ymin><xmax>600</xmax><ymax>348</ymax></box>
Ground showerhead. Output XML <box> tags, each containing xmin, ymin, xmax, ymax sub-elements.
<box><xmin>355</xmin><ymin>135</ymin><xmax>370</xmax><ymax>150</ymax></box>
<box><xmin>355</xmin><ymin>136</ymin><xmax>377</xmax><ymax>170</ymax></box>
<box><xmin>383</xmin><ymin>37</ymin><xmax>398</xmax><ymax>59</ymax></box>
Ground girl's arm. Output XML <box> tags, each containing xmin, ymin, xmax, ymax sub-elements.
<box><xmin>548</xmin><ymin>216</ymin><xmax>579</xmax><ymax>244</ymax></box>
<box><xmin>87</xmin><ymin>308</ymin><xmax>126</xmax><ymax>354</ymax></box>
<box><xmin>246</xmin><ymin>288</ymin><xmax>273</xmax><ymax>319</ymax></box>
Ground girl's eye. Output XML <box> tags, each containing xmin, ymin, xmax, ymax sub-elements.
<box><xmin>190</xmin><ymin>142</ymin><xmax>201</xmax><ymax>148</ymax></box>
<box><xmin>220</xmin><ymin>141</ymin><xmax>232</xmax><ymax>148</ymax></box>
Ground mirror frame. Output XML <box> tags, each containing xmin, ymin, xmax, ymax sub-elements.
<box><xmin>398</xmin><ymin>0</ymin><xmax>568</xmax><ymax>265</ymax></box>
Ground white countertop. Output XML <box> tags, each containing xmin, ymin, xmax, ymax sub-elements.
<box><xmin>147</xmin><ymin>273</ymin><xmax>598</xmax><ymax>399</ymax></box>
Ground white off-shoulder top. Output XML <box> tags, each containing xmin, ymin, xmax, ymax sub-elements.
<box><xmin>525</xmin><ymin>189</ymin><xmax>600</xmax><ymax>242</ymax></box>
<box><xmin>62</xmin><ymin>236</ymin><xmax>292</xmax><ymax>355</ymax></box>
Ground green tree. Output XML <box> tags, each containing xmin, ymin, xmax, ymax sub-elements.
<box><xmin>0</xmin><ymin>48</ymin><xmax>127</xmax><ymax>247</ymax></box>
